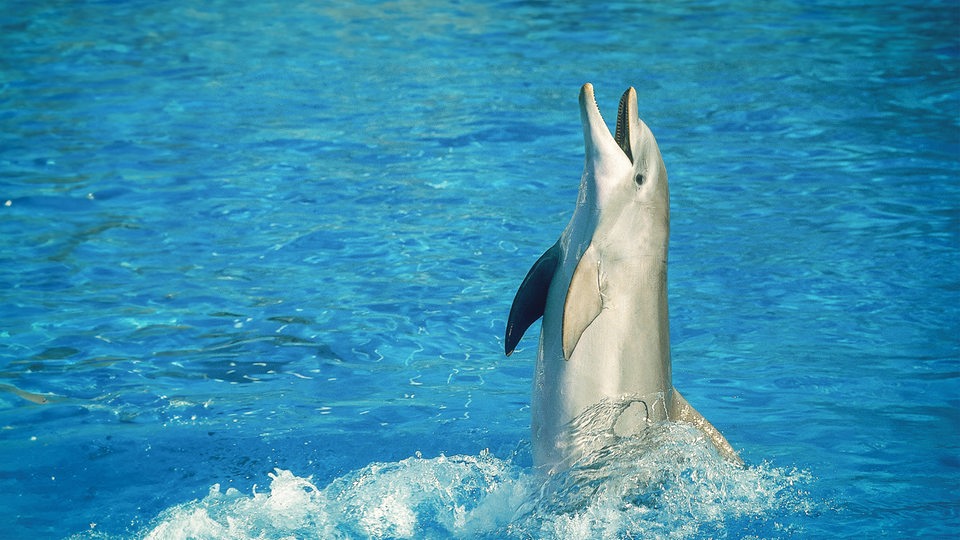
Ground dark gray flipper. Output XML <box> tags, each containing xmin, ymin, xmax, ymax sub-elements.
<box><xmin>505</xmin><ymin>242</ymin><xmax>561</xmax><ymax>356</ymax></box>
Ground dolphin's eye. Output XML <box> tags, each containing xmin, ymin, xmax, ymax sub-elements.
<box><xmin>634</xmin><ymin>173</ymin><xmax>645</xmax><ymax>186</ymax></box>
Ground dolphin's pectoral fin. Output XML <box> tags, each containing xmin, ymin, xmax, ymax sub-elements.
<box><xmin>671</xmin><ymin>390</ymin><xmax>744</xmax><ymax>466</ymax></box>
<box><xmin>562</xmin><ymin>244</ymin><xmax>603</xmax><ymax>360</ymax></box>
<box><xmin>505</xmin><ymin>242</ymin><xmax>561</xmax><ymax>356</ymax></box>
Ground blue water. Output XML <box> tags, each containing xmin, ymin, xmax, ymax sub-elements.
<box><xmin>2</xmin><ymin>1</ymin><xmax>957</xmax><ymax>538</ymax></box>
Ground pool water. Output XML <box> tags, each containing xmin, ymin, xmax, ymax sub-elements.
<box><xmin>2</xmin><ymin>1</ymin><xmax>957</xmax><ymax>538</ymax></box>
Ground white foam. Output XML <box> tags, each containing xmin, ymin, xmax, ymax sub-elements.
<box><xmin>74</xmin><ymin>426</ymin><xmax>812</xmax><ymax>539</ymax></box>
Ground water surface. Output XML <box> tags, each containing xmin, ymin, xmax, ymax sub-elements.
<box><xmin>1</xmin><ymin>1</ymin><xmax>957</xmax><ymax>538</ymax></box>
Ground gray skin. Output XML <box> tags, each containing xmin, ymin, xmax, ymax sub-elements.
<box><xmin>505</xmin><ymin>83</ymin><xmax>741</xmax><ymax>473</ymax></box>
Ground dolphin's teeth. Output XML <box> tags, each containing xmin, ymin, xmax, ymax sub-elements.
<box><xmin>615</xmin><ymin>89</ymin><xmax>633</xmax><ymax>163</ymax></box>
<box><xmin>583</xmin><ymin>82</ymin><xmax>605</xmax><ymax>125</ymax></box>
<box><xmin>591</xmin><ymin>92</ymin><xmax>602</xmax><ymax>122</ymax></box>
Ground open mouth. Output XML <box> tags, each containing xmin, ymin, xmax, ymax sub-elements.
<box><xmin>580</xmin><ymin>83</ymin><xmax>636</xmax><ymax>167</ymax></box>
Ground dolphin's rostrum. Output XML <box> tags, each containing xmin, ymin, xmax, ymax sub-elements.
<box><xmin>505</xmin><ymin>83</ymin><xmax>741</xmax><ymax>472</ymax></box>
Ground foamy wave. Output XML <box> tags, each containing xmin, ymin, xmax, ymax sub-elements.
<box><xmin>520</xmin><ymin>422</ymin><xmax>813</xmax><ymax>539</ymax></box>
<box><xmin>132</xmin><ymin>451</ymin><xmax>530</xmax><ymax>540</ymax></box>
<box><xmin>72</xmin><ymin>425</ymin><xmax>813</xmax><ymax>539</ymax></box>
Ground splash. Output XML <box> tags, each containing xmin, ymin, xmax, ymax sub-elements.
<box><xmin>132</xmin><ymin>451</ymin><xmax>532</xmax><ymax>540</ymax></box>
<box><xmin>518</xmin><ymin>422</ymin><xmax>812</xmax><ymax>539</ymax></box>
<box><xmin>73</xmin><ymin>425</ymin><xmax>812</xmax><ymax>539</ymax></box>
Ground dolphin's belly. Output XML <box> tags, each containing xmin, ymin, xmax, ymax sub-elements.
<box><xmin>531</xmin><ymin>308</ymin><xmax>672</xmax><ymax>469</ymax></box>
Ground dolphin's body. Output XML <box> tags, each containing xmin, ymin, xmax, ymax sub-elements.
<box><xmin>505</xmin><ymin>83</ymin><xmax>740</xmax><ymax>472</ymax></box>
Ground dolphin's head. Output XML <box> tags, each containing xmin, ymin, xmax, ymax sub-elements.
<box><xmin>577</xmin><ymin>83</ymin><xmax>669</xmax><ymax>253</ymax></box>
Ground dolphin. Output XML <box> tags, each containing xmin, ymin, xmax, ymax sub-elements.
<box><xmin>505</xmin><ymin>83</ymin><xmax>741</xmax><ymax>472</ymax></box>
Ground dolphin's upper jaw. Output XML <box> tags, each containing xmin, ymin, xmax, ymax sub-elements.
<box><xmin>578</xmin><ymin>83</ymin><xmax>637</xmax><ymax>206</ymax></box>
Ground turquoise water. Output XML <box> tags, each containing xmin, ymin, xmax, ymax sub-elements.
<box><xmin>2</xmin><ymin>1</ymin><xmax>958</xmax><ymax>538</ymax></box>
